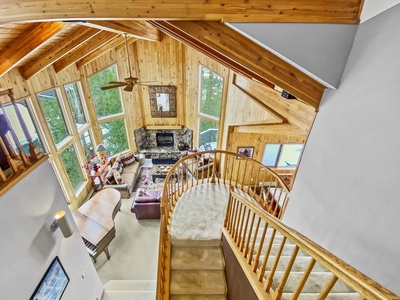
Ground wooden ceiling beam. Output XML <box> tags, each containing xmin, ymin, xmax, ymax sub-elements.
<box><xmin>76</xmin><ymin>36</ymin><xmax>137</xmax><ymax>69</ymax></box>
<box><xmin>0</xmin><ymin>22</ymin><xmax>66</xmax><ymax>78</ymax></box>
<box><xmin>53</xmin><ymin>31</ymin><xmax>118</xmax><ymax>73</ymax></box>
<box><xmin>83</xmin><ymin>20</ymin><xmax>161</xmax><ymax>42</ymax></box>
<box><xmin>150</xmin><ymin>20</ymin><xmax>325</xmax><ymax>109</ymax></box>
<box><xmin>234</xmin><ymin>123</ymin><xmax>306</xmax><ymax>136</ymax></box>
<box><xmin>0</xmin><ymin>1</ymin><xmax>363</xmax><ymax>24</ymax></box>
<box><xmin>20</xmin><ymin>27</ymin><xmax>101</xmax><ymax>79</ymax></box>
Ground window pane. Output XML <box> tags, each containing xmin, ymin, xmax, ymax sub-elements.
<box><xmin>60</xmin><ymin>144</ymin><xmax>84</xmax><ymax>192</ymax></box>
<box><xmin>38</xmin><ymin>90</ymin><xmax>69</xmax><ymax>145</ymax></box>
<box><xmin>100</xmin><ymin>119</ymin><xmax>128</xmax><ymax>156</ymax></box>
<box><xmin>262</xmin><ymin>144</ymin><xmax>281</xmax><ymax>167</ymax></box>
<box><xmin>3</xmin><ymin>100</ymin><xmax>45</xmax><ymax>153</ymax></box>
<box><xmin>199</xmin><ymin>118</ymin><xmax>218</xmax><ymax>150</ymax></box>
<box><xmin>80</xmin><ymin>130</ymin><xmax>95</xmax><ymax>161</ymax></box>
<box><xmin>277</xmin><ymin>144</ymin><xmax>303</xmax><ymax>168</ymax></box>
<box><xmin>64</xmin><ymin>82</ymin><xmax>87</xmax><ymax>128</ymax></box>
<box><xmin>88</xmin><ymin>65</ymin><xmax>123</xmax><ymax>118</ymax></box>
<box><xmin>200</xmin><ymin>66</ymin><xmax>223</xmax><ymax>118</ymax></box>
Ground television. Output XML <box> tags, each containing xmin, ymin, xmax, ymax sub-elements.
<box><xmin>30</xmin><ymin>256</ymin><xmax>69</xmax><ymax>300</ymax></box>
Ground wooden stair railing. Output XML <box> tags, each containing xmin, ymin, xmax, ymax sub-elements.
<box><xmin>223</xmin><ymin>190</ymin><xmax>400</xmax><ymax>300</ymax></box>
<box><xmin>156</xmin><ymin>150</ymin><xmax>291</xmax><ymax>299</ymax></box>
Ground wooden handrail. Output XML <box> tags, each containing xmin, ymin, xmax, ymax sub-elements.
<box><xmin>224</xmin><ymin>190</ymin><xmax>400</xmax><ymax>300</ymax></box>
<box><xmin>156</xmin><ymin>150</ymin><xmax>291</xmax><ymax>299</ymax></box>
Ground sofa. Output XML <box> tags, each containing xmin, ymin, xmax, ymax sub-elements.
<box><xmin>131</xmin><ymin>188</ymin><xmax>162</xmax><ymax>219</ymax></box>
<box><xmin>184</xmin><ymin>152</ymin><xmax>215</xmax><ymax>179</ymax></box>
<box><xmin>103</xmin><ymin>151</ymin><xmax>143</xmax><ymax>198</ymax></box>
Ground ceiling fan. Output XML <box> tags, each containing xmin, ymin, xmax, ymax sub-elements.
<box><xmin>101</xmin><ymin>34</ymin><xmax>157</xmax><ymax>92</ymax></box>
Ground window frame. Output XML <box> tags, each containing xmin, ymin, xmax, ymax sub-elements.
<box><xmin>262</xmin><ymin>143</ymin><xmax>304</xmax><ymax>169</ymax></box>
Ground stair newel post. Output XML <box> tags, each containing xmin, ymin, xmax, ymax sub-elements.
<box><xmin>291</xmin><ymin>258</ymin><xmax>316</xmax><ymax>299</ymax></box>
<box><xmin>265</xmin><ymin>236</ymin><xmax>287</xmax><ymax>292</ymax></box>
<box><xmin>9</xmin><ymin>90</ymin><xmax>43</xmax><ymax>161</ymax></box>
<box><xmin>0</xmin><ymin>102</ymin><xmax>30</xmax><ymax>167</ymax></box>
<box><xmin>252</xmin><ymin>222</ymin><xmax>268</xmax><ymax>273</ymax></box>
<box><xmin>273</xmin><ymin>245</ymin><xmax>300</xmax><ymax>300</ymax></box>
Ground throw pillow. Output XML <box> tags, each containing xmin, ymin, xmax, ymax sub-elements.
<box><xmin>105</xmin><ymin>167</ymin><xmax>114</xmax><ymax>181</ymax></box>
<box><xmin>120</xmin><ymin>151</ymin><xmax>136</xmax><ymax>166</ymax></box>
<box><xmin>113</xmin><ymin>170</ymin><xmax>124</xmax><ymax>184</ymax></box>
<box><xmin>112</xmin><ymin>161</ymin><xmax>123</xmax><ymax>174</ymax></box>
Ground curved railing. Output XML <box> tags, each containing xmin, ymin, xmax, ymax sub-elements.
<box><xmin>155</xmin><ymin>149</ymin><xmax>399</xmax><ymax>299</ymax></box>
<box><xmin>156</xmin><ymin>150</ymin><xmax>291</xmax><ymax>299</ymax></box>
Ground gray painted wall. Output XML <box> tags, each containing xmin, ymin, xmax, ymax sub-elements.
<box><xmin>227</xmin><ymin>22</ymin><xmax>357</xmax><ymax>88</ymax></box>
<box><xmin>0</xmin><ymin>161</ymin><xmax>103</xmax><ymax>299</ymax></box>
<box><xmin>283</xmin><ymin>5</ymin><xmax>400</xmax><ymax>294</ymax></box>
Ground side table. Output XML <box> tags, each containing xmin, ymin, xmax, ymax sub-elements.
<box><xmin>89</xmin><ymin>159</ymin><xmax>112</xmax><ymax>192</ymax></box>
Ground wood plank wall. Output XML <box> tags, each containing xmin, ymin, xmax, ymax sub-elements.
<box><xmin>0</xmin><ymin>34</ymin><xmax>317</xmax><ymax>208</ymax></box>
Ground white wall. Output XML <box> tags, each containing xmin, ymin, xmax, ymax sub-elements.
<box><xmin>0</xmin><ymin>161</ymin><xmax>103</xmax><ymax>300</ymax></box>
<box><xmin>283</xmin><ymin>4</ymin><xmax>400</xmax><ymax>294</ymax></box>
<box><xmin>227</xmin><ymin>22</ymin><xmax>357</xmax><ymax>88</ymax></box>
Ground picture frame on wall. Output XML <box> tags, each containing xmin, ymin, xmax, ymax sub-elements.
<box><xmin>30</xmin><ymin>256</ymin><xmax>69</xmax><ymax>300</ymax></box>
<box><xmin>237</xmin><ymin>147</ymin><xmax>254</xmax><ymax>159</ymax></box>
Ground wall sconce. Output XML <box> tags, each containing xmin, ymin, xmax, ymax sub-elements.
<box><xmin>51</xmin><ymin>210</ymin><xmax>73</xmax><ymax>238</ymax></box>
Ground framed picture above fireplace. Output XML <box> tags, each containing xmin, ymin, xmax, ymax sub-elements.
<box><xmin>149</xmin><ymin>85</ymin><xmax>177</xmax><ymax>118</ymax></box>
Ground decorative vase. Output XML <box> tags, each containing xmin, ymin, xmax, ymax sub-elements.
<box><xmin>178</xmin><ymin>141</ymin><xmax>185</xmax><ymax>151</ymax></box>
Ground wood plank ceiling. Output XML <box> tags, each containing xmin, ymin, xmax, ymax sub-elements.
<box><xmin>0</xmin><ymin>0</ymin><xmax>364</xmax><ymax>108</ymax></box>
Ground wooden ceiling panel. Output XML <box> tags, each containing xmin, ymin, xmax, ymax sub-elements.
<box><xmin>53</xmin><ymin>30</ymin><xmax>118</xmax><ymax>73</ymax></box>
<box><xmin>0</xmin><ymin>23</ymin><xmax>37</xmax><ymax>52</ymax></box>
<box><xmin>0</xmin><ymin>0</ymin><xmax>363</xmax><ymax>24</ymax></box>
<box><xmin>0</xmin><ymin>22</ymin><xmax>67</xmax><ymax>78</ymax></box>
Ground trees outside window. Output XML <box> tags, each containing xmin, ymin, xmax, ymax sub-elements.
<box><xmin>37</xmin><ymin>89</ymin><xmax>69</xmax><ymax>145</ymax></box>
<box><xmin>100</xmin><ymin>119</ymin><xmax>128</xmax><ymax>156</ymax></box>
<box><xmin>198</xmin><ymin>65</ymin><xmax>223</xmax><ymax>150</ymax></box>
<box><xmin>60</xmin><ymin>144</ymin><xmax>85</xmax><ymax>192</ymax></box>
<box><xmin>80</xmin><ymin>130</ymin><xmax>95</xmax><ymax>161</ymax></box>
<box><xmin>64</xmin><ymin>82</ymin><xmax>87</xmax><ymax>129</ymax></box>
<box><xmin>88</xmin><ymin>64</ymin><xmax>128</xmax><ymax>156</ymax></box>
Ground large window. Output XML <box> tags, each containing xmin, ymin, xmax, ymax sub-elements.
<box><xmin>3</xmin><ymin>100</ymin><xmax>45</xmax><ymax>153</ymax></box>
<box><xmin>60</xmin><ymin>144</ymin><xmax>85</xmax><ymax>192</ymax></box>
<box><xmin>262</xmin><ymin>144</ymin><xmax>303</xmax><ymax>168</ymax></box>
<box><xmin>100</xmin><ymin>119</ymin><xmax>128</xmax><ymax>156</ymax></box>
<box><xmin>88</xmin><ymin>65</ymin><xmax>123</xmax><ymax>118</ymax></box>
<box><xmin>88</xmin><ymin>65</ymin><xmax>128</xmax><ymax>156</ymax></box>
<box><xmin>64</xmin><ymin>82</ymin><xmax>87</xmax><ymax>129</ymax></box>
<box><xmin>198</xmin><ymin>66</ymin><xmax>223</xmax><ymax>150</ymax></box>
<box><xmin>37</xmin><ymin>89</ymin><xmax>69</xmax><ymax>145</ymax></box>
<box><xmin>79</xmin><ymin>130</ymin><xmax>95</xmax><ymax>161</ymax></box>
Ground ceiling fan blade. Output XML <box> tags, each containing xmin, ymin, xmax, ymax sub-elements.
<box><xmin>101</xmin><ymin>85</ymin><xmax>124</xmax><ymax>90</ymax></box>
<box><xmin>108</xmin><ymin>81</ymin><xmax>127</xmax><ymax>85</ymax></box>
<box><xmin>124</xmin><ymin>85</ymin><xmax>134</xmax><ymax>92</ymax></box>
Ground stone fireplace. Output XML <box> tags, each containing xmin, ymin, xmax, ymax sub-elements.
<box><xmin>134</xmin><ymin>126</ymin><xmax>193</xmax><ymax>160</ymax></box>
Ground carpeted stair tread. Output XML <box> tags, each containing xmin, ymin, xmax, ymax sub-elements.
<box><xmin>171</xmin><ymin>238</ymin><xmax>221</xmax><ymax>247</ymax></box>
<box><xmin>170</xmin><ymin>295</ymin><xmax>226</xmax><ymax>300</ymax></box>
<box><xmin>103</xmin><ymin>280</ymin><xmax>156</xmax><ymax>291</ymax></box>
<box><xmin>280</xmin><ymin>292</ymin><xmax>360</xmax><ymax>300</ymax></box>
<box><xmin>102</xmin><ymin>290</ymin><xmax>156</xmax><ymax>300</ymax></box>
<box><xmin>170</xmin><ymin>269</ymin><xmax>226</xmax><ymax>295</ymax></box>
<box><xmin>269</xmin><ymin>272</ymin><xmax>355</xmax><ymax>293</ymax></box>
<box><xmin>171</xmin><ymin>246</ymin><xmax>223</xmax><ymax>270</ymax></box>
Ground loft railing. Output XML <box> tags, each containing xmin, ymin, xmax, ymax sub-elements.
<box><xmin>224</xmin><ymin>190</ymin><xmax>399</xmax><ymax>300</ymax></box>
<box><xmin>156</xmin><ymin>150</ymin><xmax>291</xmax><ymax>299</ymax></box>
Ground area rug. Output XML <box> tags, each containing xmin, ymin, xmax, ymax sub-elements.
<box><xmin>133</xmin><ymin>165</ymin><xmax>176</xmax><ymax>192</ymax></box>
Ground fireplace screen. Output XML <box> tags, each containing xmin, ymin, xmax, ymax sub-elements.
<box><xmin>156</xmin><ymin>133</ymin><xmax>174</xmax><ymax>147</ymax></box>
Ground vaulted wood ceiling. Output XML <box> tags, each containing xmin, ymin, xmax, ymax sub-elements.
<box><xmin>0</xmin><ymin>0</ymin><xmax>364</xmax><ymax>108</ymax></box>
